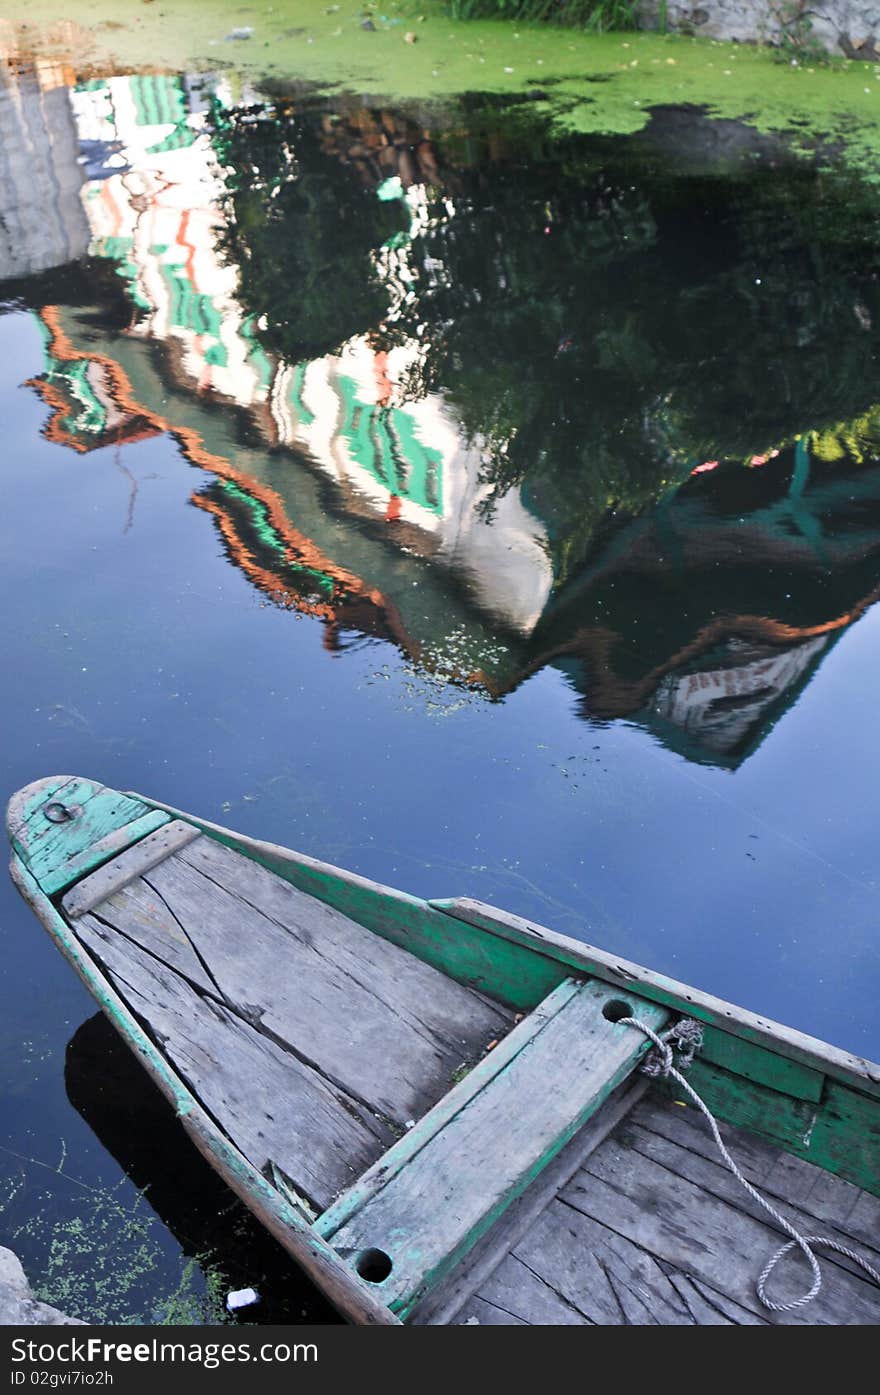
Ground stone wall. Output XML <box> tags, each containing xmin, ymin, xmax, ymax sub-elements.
<box><xmin>0</xmin><ymin>1248</ymin><xmax>82</xmax><ymax>1325</ymax></box>
<box><xmin>636</xmin><ymin>0</ymin><xmax>880</xmax><ymax>59</ymax></box>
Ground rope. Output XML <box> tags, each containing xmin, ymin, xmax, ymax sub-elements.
<box><xmin>620</xmin><ymin>1015</ymin><xmax>880</xmax><ymax>1313</ymax></box>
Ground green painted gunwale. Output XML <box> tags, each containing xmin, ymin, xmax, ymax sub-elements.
<box><xmin>6</xmin><ymin>774</ymin><xmax>880</xmax><ymax>1325</ymax></box>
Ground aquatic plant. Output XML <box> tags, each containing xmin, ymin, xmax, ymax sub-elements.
<box><xmin>448</xmin><ymin>0</ymin><xmax>639</xmax><ymax>30</ymax></box>
<box><xmin>0</xmin><ymin>1167</ymin><xmax>224</xmax><ymax>1324</ymax></box>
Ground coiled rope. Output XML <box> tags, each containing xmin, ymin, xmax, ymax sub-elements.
<box><xmin>621</xmin><ymin>1015</ymin><xmax>880</xmax><ymax>1313</ymax></box>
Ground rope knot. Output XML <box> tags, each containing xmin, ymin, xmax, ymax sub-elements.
<box><xmin>668</xmin><ymin>1017</ymin><xmax>704</xmax><ymax>1070</ymax></box>
<box><xmin>627</xmin><ymin>1016</ymin><xmax>704</xmax><ymax>1078</ymax></box>
<box><xmin>640</xmin><ymin>1038</ymin><xmax>674</xmax><ymax>1078</ymax></box>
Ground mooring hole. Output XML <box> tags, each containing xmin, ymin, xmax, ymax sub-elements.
<box><xmin>602</xmin><ymin>999</ymin><xmax>634</xmax><ymax>1023</ymax></box>
<box><xmin>355</xmin><ymin>1248</ymin><xmax>393</xmax><ymax>1283</ymax></box>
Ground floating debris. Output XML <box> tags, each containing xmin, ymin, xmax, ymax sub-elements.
<box><xmin>226</xmin><ymin>1287</ymin><xmax>260</xmax><ymax>1313</ymax></box>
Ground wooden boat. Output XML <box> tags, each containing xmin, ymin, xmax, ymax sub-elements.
<box><xmin>7</xmin><ymin>775</ymin><xmax>880</xmax><ymax>1326</ymax></box>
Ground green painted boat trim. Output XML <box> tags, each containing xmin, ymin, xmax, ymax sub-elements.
<box><xmin>39</xmin><ymin>810</ymin><xmax>171</xmax><ymax>897</ymax></box>
<box><xmin>9</xmin><ymin>777</ymin><xmax>170</xmax><ymax>897</ymax></box>
<box><xmin>428</xmin><ymin>898</ymin><xmax>878</xmax><ymax>1101</ymax></box>
<box><xmin>698</xmin><ymin>1025</ymin><xmax>824</xmax><ymax>1105</ymax></box>
<box><xmin>664</xmin><ymin>1061</ymin><xmax>880</xmax><ymax>1197</ymax></box>
<box><xmin>7</xmin><ymin>773</ymin><xmax>880</xmax><ymax>1329</ymax></box>
<box><xmin>126</xmin><ymin>792</ymin><xmax>880</xmax><ymax>1200</ymax></box>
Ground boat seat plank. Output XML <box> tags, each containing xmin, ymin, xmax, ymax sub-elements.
<box><xmin>315</xmin><ymin>978</ymin><xmax>590</xmax><ymax>1240</ymax></box>
<box><xmin>75</xmin><ymin>836</ymin><xmax>511</xmax><ymax>1129</ymax></box>
<box><xmin>75</xmin><ymin>915</ymin><xmax>391</xmax><ymax>1211</ymax></box>
<box><xmin>463</xmin><ymin>1092</ymin><xmax>880</xmax><ymax>1325</ymax></box>
<box><xmin>62</xmin><ymin>820</ymin><xmax>201</xmax><ymax>919</ymax></box>
<box><xmin>408</xmin><ymin>1075</ymin><xmax>649</xmax><ymax>1325</ymax></box>
<box><xmin>327</xmin><ymin>981</ymin><xmax>670</xmax><ymax>1316</ymax></box>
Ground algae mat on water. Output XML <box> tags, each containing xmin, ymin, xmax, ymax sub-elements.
<box><xmin>8</xmin><ymin>0</ymin><xmax>880</xmax><ymax>170</ymax></box>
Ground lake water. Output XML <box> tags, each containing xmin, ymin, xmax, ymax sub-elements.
<box><xmin>2</xmin><ymin>60</ymin><xmax>879</xmax><ymax>1320</ymax></box>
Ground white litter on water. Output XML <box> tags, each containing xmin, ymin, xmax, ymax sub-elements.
<box><xmin>226</xmin><ymin>1287</ymin><xmax>260</xmax><ymax>1312</ymax></box>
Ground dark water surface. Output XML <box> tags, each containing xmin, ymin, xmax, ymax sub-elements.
<box><xmin>2</xmin><ymin>63</ymin><xmax>880</xmax><ymax>1320</ymax></box>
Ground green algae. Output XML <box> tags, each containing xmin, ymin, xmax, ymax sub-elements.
<box><xmin>0</xmin><ymin>1169</ymin><xmax>226</xmax><ymax>1323</ymax></box>
<box><xmin>10</xmin><ymin>1</ymin><xmax>880</xmax><ymax>174</ymax></box>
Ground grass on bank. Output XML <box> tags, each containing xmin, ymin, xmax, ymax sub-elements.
<box><xmin>449</xmin><ymin>0</ymin><xmax>639</xmax><ymax>30</ymax></box>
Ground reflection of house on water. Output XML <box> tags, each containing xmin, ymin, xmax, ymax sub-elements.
<box><xmin>70</xmin><ymin>74</ymin><xmax>551</xmax><ymax>639</ymax></box>
<box><xmin>9</xmin><ymin>66</ymin><xmax>880</xmax><ymax>767</ymax></box>
<box><xmin>650</xmin><ymin>636</ymin><xmax>830</xmax><ymax>761</ymax></box>
<box><xmin>536</xmin><ymin>440</ymin><xmax>880</xmax><ymax>764</ymax></box>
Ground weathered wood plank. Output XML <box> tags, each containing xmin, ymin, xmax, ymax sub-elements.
<box><xmin>127</xmin><ymin>794</ymin><xmax>567</xmax><ymax>1011</ymax></box>
<box><xmin>662</xmin><ymin>1273</ymin><xmax>769</xmax><ymax>1325</ymax></box>
<box><xmin>178</xmin><ymin>836</ymin><xmax>512</xmax><ymax>1045</ymax></box>
<box><xmin>81</xmin><ymin>875</ymin><xmax>217</xmax><ymax>995</ymax></box>
<box><xmin>566</xmin><ymin>1134</ymin><xmax>880</xmax><ymax>1323</ymax></box>
<box><xmin>431</xmin><ymin>897</ymin><xmax>880</xmax><ymax>1099</ymax></box>
<box><xmin>10</xmin><ymin>858</ymin><xmax>400</xmax><ymax>1327</ymax></box>
<box><xmin>410</xmin><ymin>1075</ymin><xmax>649</xmax><ymax>1325</ymax></box>
<box><xmin>466</xmin><ymin>1253</ymin><xmax>592</xmax><ymax>1325</ymax></box>
<box><xmin>94</xmin><ymin>846</ymin><xmax>509</xmax><ymax>1129</ymax></box>
<box><xmin>457</xmin><ymin>1296</ymin><xmax>528</xmax><ymax>1326</ymax></box>
<box><xmin>143</xmin><ymin>853</ymin><xmax>507</xmax><ymax>1126</ymax></box>
<box><xmin>638</xmin><ymin>1091</ymin><xmax>880</xmax><ymax>1253</ymax></box>
<box><xmin>465</xmin><ymin>1200</ymin><xmax>764</xmax><ymax>1325</ymax></box>
<box><xmin>316</xmin><ymin>979</ymin><xmax>584</xmax><ymax>1241</ymax></box>
<box><xmin>328</xmin><ymin>982</ymin><xmax>670</xmax><ymax>1316</ymax></box>
<box><xmin>62</xmin><ymin>822</ymin><xmax>201</xmax><ymax>919</ymax></box>
<box><xmin>76</xmin><ymin>914</ymin><xmax>392</xmax><ymax>1210</ymax></box>
<box><xmin>511</xmin><ymin>1208</ymin><xmax>687</xmax><ymax>1324</ymax></box>
<box><xmin>616</xmin><ymin>1111</ymin><xmax>880</xmax><ymax>1293</ymax></box>
<box><xmin>10</xmin><ymin>777</ymin><xmax>166</xmax><ymax>896</ymax></box>
<box><xmin>495</xmin><ymin>1201</ymin><xmax>764</xmax><ymax>1325</ymax></box>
